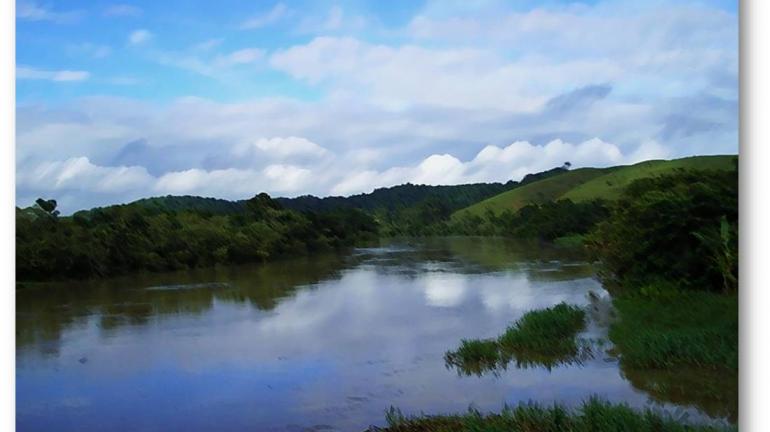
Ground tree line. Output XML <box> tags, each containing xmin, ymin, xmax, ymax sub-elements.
<box><xmin>17</xmin><ymin>193</ymin><xmax>378</xmax><ymax>281</ymax></box>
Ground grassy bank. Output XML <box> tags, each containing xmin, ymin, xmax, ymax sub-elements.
<box><xmin>608</xmin><ymin>290</ymin><xmax>738</xmax><ymax>371</ymax></box>
<box><xmin>382</xmin><ymin>397</ymin><xmax>734</xmax><ymax>432</ymax></box>
<box><xmin>445</xmin><ymin>303</ymin><xmax>587</xmax><ymax>374</ymax></box>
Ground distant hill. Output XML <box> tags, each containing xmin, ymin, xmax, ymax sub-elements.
<box><xmin>453</xmin><ymin>167</ymin><xmax>614</xmax><ymax>218</ymax></box>
<box><xmin>70</xmin><ymin>181</ymin><xmax>523</xmax><ymax>218</ymax></box>
<box><xmin>277</xmin><ymin>166</ymin><xmax>570</xmax><ymax>214</ymax></box>
<box><xmin>453</xmin><ymin>155</ymin><xmax>737</xmax><ymax>219</ymax></box>
<box><xmin>561</xmin><ymin>155</ymin><xmax>737</xmax><ymax>202</ymax></box>
<box><xmin>73</xmin><ymin>195</ymin><xmax>246</xmax><ymax>219</ymax></box>
<box><xmin>276</xmin><ymin>182</ymin><xmax>517</xmax><ymax>214</ymax></box>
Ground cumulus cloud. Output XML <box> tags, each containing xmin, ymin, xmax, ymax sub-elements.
<box><xmin>18</xmin><ymin>157</ymin><xmax>153</xmax><ymax>194</ymax></box>
<box><xmin>328</xmin><ymin>137</ymin><xmax>660</xmax><ymax>196</ymax></box>
<box><xmin>16</xmin><ymin>66</ymin><xmax>90</xmax><ymax>82</ymax></box>
<box><xmin>16</xmin><ymin>135</ymin><xmax>669</xmax><ymax>214</ymax></box>
<box><xmin>270</xmin><ymin>36</ymin><xmax>620</xmax><ymax>112</ymax></box>
<box><xmin>128</xmin><ymin>29</ymin><xmax>153</xmax><ymax>45</ymax></box>
<box><xmin>15</xmin><ymin>0</ymin><xmax>737</xmax><ymax>213</ymax></box>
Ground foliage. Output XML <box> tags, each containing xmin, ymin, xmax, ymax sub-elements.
<box><xmin>276</xmin><ymin>181</ymin><xmax>518</xmax><ymax>214</ymax></box>
<box><xmin>382</xmin><ymin>397</ymin><xmax>734</xmax><ymax>431</ymax></box>
<box><xmin>449</xmin><ymin>199</ymin><xmax>609</xmax><ymax>241</ymax></box>
<box><xmin>454</xmin><ymin>167</ymin><xmax>613</xmax><ymax>219</ymax></box>
<box><xmin>16</xmin><ymin>193</ymin><xmax>378</xmax><ymax>281</ymax></box>
<box><xmin>587</xmin><ymin>168</ymin><xmax>738</xmax><ymax>293</ymax></box>
<box><xmin>444</xmin><ymin>303</ymin><xmax>587</xmax><ymax>375</ymax></box>
<box><xmin>609</xmin><ymin>289</ymin><xmax>738</xmax><ymax>371</ymax></box>
<box><xmin>454</xmin><ymin>155</ymin><xmax>736</xmax><ymax>221</ymax></box>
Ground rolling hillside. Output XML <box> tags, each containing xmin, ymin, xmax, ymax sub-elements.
<box><xmin>453</xmin><ymin>167</ymin><xmax>615</xmax><ymax>218</ymax></box>
<box><xmin>453</xmin><ymin>155</ymin><xmax>737</xmax><ymax>218</ymax></box>
<box><xmin>562</xmin><ymin>155</ymin><xmax>737</xmax><ymax>202</ymax></box>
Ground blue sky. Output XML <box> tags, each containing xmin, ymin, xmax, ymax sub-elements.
<box><xmin>16</xmin><ymin>0</ymin><xmax>738</xmax><ymax>213</ymax></box>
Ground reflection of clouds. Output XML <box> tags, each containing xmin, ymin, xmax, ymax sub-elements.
<box><xmin>423</xmin><ymin>273</ymin><xmax>468</xmax><ymax>307</ymax></box>
<box><xmin>16</xmin><ymin>239</ymin><xmax>723</xmax><ymax>431</ymax></box>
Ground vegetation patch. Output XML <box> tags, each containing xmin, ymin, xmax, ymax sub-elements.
<box><xmin>445</xmin><ymin>303</ymin><xmax>587</xmax><ymax>375</ymax></box>
<box><xmin>587</xmin><ymin>168</ymin><xmax>738</xmax><ymax>293</ymax></box>
<box><xmin>381</xmin><ymin>397</ymin><xmax>734</xmax><ymax>432</ymax></box>
<box><xmin>609</xmin><ymin>289</ymin><xmax>738</xmax><ymax>371</ymax></box>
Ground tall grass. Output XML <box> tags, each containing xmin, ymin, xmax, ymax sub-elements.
<box><xmin>445</xmin><ymin>303</ymin><xmax>587</xmax><ymax>375</ymax></box>
<box><xmin>383</xmin><ymin>397</ymin><xmax>734</xmax><ymax>431</ymax></box>
<box><xmin>609</xmin><ymin>289</ymin><xmax>738</xmax><ymax>370</ymax></box>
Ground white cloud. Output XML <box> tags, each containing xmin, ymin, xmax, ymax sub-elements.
<box><xmin>17</xmin><ymin>66</ymin><xmax>90</xmax><ymax>82</ymax></box>
<box><xmin>18</xmin><ymin>157</ymin><xmax>153</xmax><ymax>193</ymax></box>
<box><xmin>249</xmin><ymin>136</ymin><xmax>328</xmax><ymax>159</ymax></box>
<box><xmin>240</xmin><ymin>3</ymin><xmax>288</xmax><ymax>29</ymax></box>
<box><xmin>329</xmin><ymin>138</ymin><xmax>637</xmax><ymax>196</ymax></box>
<box><xmin>128</xmin><ymin>29</ymin><xmax>153</xmax><ymax>45</ymax></box>
<box><xmin>213</xmin><ymin>48</ymin><xmax>264</xmax><ymax>67</ymax></box>
<box><xmin>16</xmin><ymin>0</ymin><xmax>737</xmax><ymax>213</ymax></box>
<box><xmin>270</xmin><ymin>37</ymin><xmax>618</xmax><ymax>112</ymax></box>
<box><xmin>194</xmin><ymin>38</ymin><xmax>224</xmax><ymax>51</ymax></box>
<box><xmin>104</xmin><ymin>4</ymin><xmax>142</xmax><ymax>17</ymax></box>
<box><xmin>12</xmin><ymin>134</ymin><xmax>679</xmax><ymax>214</ymax></box>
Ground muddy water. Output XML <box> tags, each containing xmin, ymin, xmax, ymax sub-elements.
<box><xmin>16</xmin><ymin>237</ymin><xmax>736</xmax><ymax>431</ymax></box>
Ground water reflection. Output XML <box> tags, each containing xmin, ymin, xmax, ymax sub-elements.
<box><xmin>16</xmin><ymin>237</ymin><xmax>735</xmax><ymax>431</ymax></box>
<box><xmin>444</xmin><ymin>338</ymin><xmax>595</xmax><ymax>376</ymax></box>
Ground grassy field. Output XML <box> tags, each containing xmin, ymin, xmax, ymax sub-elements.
<box><xmin>453</xmin><ymin>168</ymin><xmax>612</xmax><ymax>218</ymax></box>
<box><xmin>452</xmin><ymin>155</ymin><xmax>737</xmax><ymax>218</ymax></box>
<box><xmin>562</xmin><ymin>155</ymin><xmax>737</xmax><ymax>203</ymax></box>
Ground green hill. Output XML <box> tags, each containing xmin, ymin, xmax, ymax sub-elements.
<box><xmin>453</xmin><ymin>155</ymin><xmax>737</xmax><ymax>219</ymax></box>
<box><xmin>453</xmin><ymin>167</ymin><xmax>614</xmax><ymax>218</ymax></box>
<box><xmin>562</xmin><ymin>155</ymin><xmax>737</xmax><ymax>202</ymax></box>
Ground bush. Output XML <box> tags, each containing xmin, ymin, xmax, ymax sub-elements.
<box><xmin>587</xmin><ymin>168</ymin><xmax>738</xmax><ymax>294</ymax></box>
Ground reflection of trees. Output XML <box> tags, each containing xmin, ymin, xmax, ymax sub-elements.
<box><xmin>442</xmin><ymin>237</ymin><xmax>595</xmax><ymax>280</ymax></box>
<box><xmin>621</xmin><ymin>365</ymin><xmax>738</xmax><ymax>424</ymax></box>
<box><xmin>16</xmin><ymin>252</ymin><xmax>352</xmax><ymax>357</ymax></box>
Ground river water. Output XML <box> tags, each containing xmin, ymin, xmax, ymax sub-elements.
<box><xmin>16</xmin><ymin>237</ymin><xmax>736</xmax><ymax>431</ymax></box>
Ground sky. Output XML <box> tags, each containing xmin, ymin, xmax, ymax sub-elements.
<box><xmin>15</xmin><ymin>0</ymin><xmax>738</xmax><ymax>214</ymax></box>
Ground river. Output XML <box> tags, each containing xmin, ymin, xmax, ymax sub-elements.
<box><xmin>16</xmin><ymin>237</ymin><xmax>735</xmax><ymax>431</ymax></box>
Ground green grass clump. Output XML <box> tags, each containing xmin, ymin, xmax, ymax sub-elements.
<box><xmin>444</xmin><ymin>339</ymin><xmax>502</xmax><ymax>374</ymax></box>
<box><xmin>609</xmin><ymin>290</ymin><xmax>738</xmax><ymax>371</ymax></box>
<box><xmin>383</xmin><ymin>397</ymin><xmax>734</xmax><ymax>431</ymax></box>
<box><xmin>498</xmin><ymin>303</ymin><xmax>586</xmax><ymax>356</ymax></box>
<box><xmin>445</xmin><ymin>303</ymin><xmax>587</xmax><ymax>374</ymax></box>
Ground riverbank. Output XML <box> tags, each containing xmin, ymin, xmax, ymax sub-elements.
<box><xmin>377</xmin><ymin>397</ymin><xmax>735</xmax><ymax>431</ymax></box>
<box><xmin>412</xmin><ymin>286</ymin><xmax>738</xmax><ymax>429</ymax></box>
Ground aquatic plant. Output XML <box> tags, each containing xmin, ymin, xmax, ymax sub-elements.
<box><xmin>444</xmin><ymin>303</ymin><xmax>588</xmax><ymax>375</ymax></box>
<box><xmin>382</xmin><ymin>396</ymin><xmax>734</xmax><ymax>431</ymax></box>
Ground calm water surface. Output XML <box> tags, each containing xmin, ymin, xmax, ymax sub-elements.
<box><xmin>16</xmin><ymin>237</ymin><xmax>735</xmax><ymax>431</ymax></box>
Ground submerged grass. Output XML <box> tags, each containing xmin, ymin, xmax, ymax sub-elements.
<box><xmin>609</xmin><ymin>289</ymin><xmax>738</xmax><ymax>371</ymax></box>
<box><xmin>382</xmin><ymin>397</ymin><xmax>734</xmax><ymax>432</ymax></box>
<box><xmin>444</xmin><ymin>303</ymin><xmax>587</xmax><ymax>374</ymax></box>
<box><xmin>498</xmin><ymin>302</ymin><xmax>585</xmax><ymax>355</ymax></box>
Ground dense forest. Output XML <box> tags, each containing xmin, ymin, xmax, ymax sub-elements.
<box><xmin>16</xmin><ymin>160</ymin><xmax>738</xmax><ymax>287</ymax></box>
<box><xmin>16</xmin><ymin>193</ymin><xmax>378</xmax><ymax>281</ymax></box>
